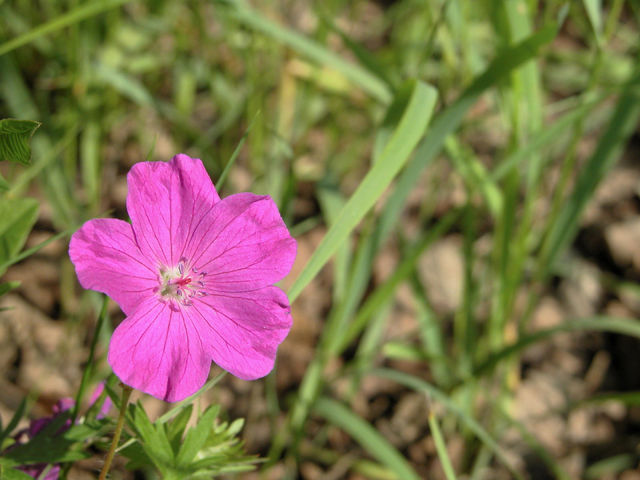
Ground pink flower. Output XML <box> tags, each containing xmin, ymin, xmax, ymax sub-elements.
<box><xmin>69</xmin><ymin>155</ymin><xmax>296</xmax><ymax>402</ymax></box>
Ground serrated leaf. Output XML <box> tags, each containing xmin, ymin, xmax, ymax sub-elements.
<box><xmin>4</xmin><ymin>413</ymin><xmax>90</xmax><ymax>465</ymax></box>
<box><xmin>131</xmin><ymin>402</ymin><xmax>174</xmax><ymax>467</ymax></box>
<box><xmin>0</xmin><ymin>197</ymin><xmax>39</xmax><ymax>276</ymax></box>
<box><xmin>120</xmin><ymin>441</ymin><xmax>155</xmax><ymax>471</ymax></box>
<box><xmin>176</xmin><ymin>405</ymin><xmax>220</xmax><ymax>467</ymax></box>
<box><xmin>166</xmin><ymin>404</ymin><xmax>193</xmax><ymax>454</ymax></box>
<box><xmin>0</xmin><ymin>119</ymin><xmax>40</xmax><ymax>165</ymax></box>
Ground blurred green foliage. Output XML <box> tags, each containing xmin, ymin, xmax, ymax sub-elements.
<box><xmin>1</xmin><ymin>0</ymin><xmax>640</xmax><ymax>478</ymax></box>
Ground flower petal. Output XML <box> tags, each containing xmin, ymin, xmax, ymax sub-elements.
<box><xmin>69</xmin><ymin>218</ymin><xmax>156</xmax><ymax>315</ymax></box>
<box><xmin>188</xmin><ymin>193</ymin><xmax>297</xmax><ymax>292</ymax></box>
<box><xmin>188</xmin><ymin>286</ymin><xmax>292</xmax><ymax>380</ymax></box>
<box><xmin>126</xmin><ymin>154</ymin><xmax>221</xmax><ymax>267</ymax></box>
<box><xmin>107</xmin><ymin>297</ymin><xmax>211</xmax><ymax>402</ymax></box>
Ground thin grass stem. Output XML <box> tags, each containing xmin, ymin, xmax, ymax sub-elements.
<box><xmin>98</xmin><ymin>384</ymin><xmax>132</xmax><ymax>480</ymax></box>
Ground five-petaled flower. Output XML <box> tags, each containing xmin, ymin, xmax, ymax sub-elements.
<box><xmin>69</xmin><ymin>155</ymin><xmax>296</xmax><ymax>402</ymax></box>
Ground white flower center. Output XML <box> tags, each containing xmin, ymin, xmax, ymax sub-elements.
<box><xmin>157</xmin><ymin>258</ymin><xmax>206</xmax><ymax>307</ymax></box>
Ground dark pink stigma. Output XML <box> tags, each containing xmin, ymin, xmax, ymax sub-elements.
<box><xmin>173</xmin><ymin>277</ymin><xmax>192</xmax><ymax>287</ymax></box>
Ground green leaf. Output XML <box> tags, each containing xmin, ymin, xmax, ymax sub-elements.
<box><xmin>0</xmin><ymin>119</ymin><xmax>40</xmax><ymax>165</ymax></box>
<box><xmin>0</xmin><ymin>197</ymin><xmax>39</xmax><ymax>276</ymax></box>
<box><xmin>130</xmin><ymin>402</ymin><xmax>175</xmax><ymax>467</ymax></box>
<box><xmin>0</xmin><ymin>465</ymin><xmax>34</xmax><ymax>480</ymax></box>
<box><xmin>314</xmin><ymin>397</ymin><xmax>421</xmax><ymax>480</ymax></box>
<box><xmin>176</xmin><ymin>405</ymin><xmax>220</xmax><ymax>467</ymax></box>
<box><xmin>4</xmin><ymin>413</ymin><xmax>90</xmax><ymax>464</ymax></box>
<box><xmin>166</xmin><ymin>404</ymin><xmax>193</xmax><ymax>452</ymax></box>
<box><xmin>583</xmin><ymin>0</ymin><xmax>603</xmax><ymax>43</ymax></box>
<box><xmin>156</xmin><ymin>372</ymin><xmax>227</xmax><ymax>424</ymax></box>
<box><xmin>287</xmin><ymin>81</ymin><xmax>438</xmax><ymax>302</ymax></box>
<box><xmin>0</xmin><ymin>397</ymin><xmax>27</xmax><ymax>447</ymax></box>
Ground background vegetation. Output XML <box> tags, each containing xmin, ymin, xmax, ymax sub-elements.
<box><xmin>1</xmin><ymin>0</ymin><xmax>640</xmax><ymax>478</ymax></box>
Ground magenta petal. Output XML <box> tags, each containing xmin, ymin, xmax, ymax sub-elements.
<box><xmin>89</xmin><ymin>382</ymin><xmax>112</xmax><ymax>419</ymax></box>
<box><xmin>107</xmin><ymin>297</ymin><xmax>211</xmax><ymax>402</ymax></box>
<box><xmin>69</xmin><ymin>218</ymin><xmax>157</xmax><ymax>315</ymax></box>
<box><xmin>126</xmin><ymin>154</ymin><xmax>221</xmax><ymax>267</ymax></box>
<box><xmin>188</xmin><ymin>286</ymin><xmax>292</xmax><ymax>380</ymax></box>
<box><xmin>188</xmin><ymin>193</ymin><xmax>297</xmax><ymax>291</ymax></box>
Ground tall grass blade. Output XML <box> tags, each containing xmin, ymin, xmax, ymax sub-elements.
<box><xmin>314</xmin><ymin>397</ymin><xmax>421</xmax><ymax>480</ymax></box>
<box><xmin>475</xmin><ymin>316</ymin><xmax>640</xmax><ymax>377</ymax></box>
<box><xmin>287</xmin><ymin>81</ymin><xmax>437</xmax><ymax>302</ymax></box>
<box><xmin>429</xmin><ymin>411</ymin><xmax>458</xmax><ymax>480</ymax></box>
<box><xmin>373</xmin><ymin>368</ymin><xmax>524</xmax><ymax>480</ymax></box>
<box><xmin>542</xmin><ymin>63</ymin><xmax>640</xmax><ymax>270</ymax></box>
<box><xmin>376</xmin><ymin>24</ymin><xmax>557</xmax><ymax>243</ymax></box>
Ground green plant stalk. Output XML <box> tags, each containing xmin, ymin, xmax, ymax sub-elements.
<box><xmin>454</xmin><ymin>203</ymin><xmax>479</xmax><ymax>378</ymax></box>
<box><xmin>0</xmin><ymin>229</ymin><xmax>70</xmax><ymax>274</ymax></box>
<box><xmin>216</xmin><ymin>113</ymin><xmax>257</xmax><ymax>191</ymax></box>
<box><xmin>98</xmin><ymin>384</ymin><xmax>133</xmax><ymax>480</ymax></box>
<box><xmin>71</xmin><ymin>295</ymin><xmax>109</xmax><ymax>422</ymax></box>
<box><xmin>429</xmin><ymin>411</ymin><xmax>458</xmax><ymax>480</ymax></box>
<box><xmin>484</xmin><ymin>3</ymin><xmax>546</xmax><ymax>474</ymax></box>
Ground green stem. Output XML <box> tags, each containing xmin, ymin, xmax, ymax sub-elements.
<box><xmin>72</xmin><ymin>295</ymin><xmax>109</xmax><ymax>422</ymax></box>
<box><xmin>98</xmin><ymin>384</ymin><xmax>132</xmax><ymax>480</ymax></box>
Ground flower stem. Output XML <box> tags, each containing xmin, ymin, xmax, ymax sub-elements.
<box><xmin>99</xmin><ymin>384</ymin><xmax>132</xmax><ymax>480</ymax></box>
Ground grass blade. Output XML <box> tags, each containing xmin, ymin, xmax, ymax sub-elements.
<box><xmin>372</xmin><ymin>368</ymin><xmax>524</xmax><ymax>480</ymax></box>
<box><xmin>0</xmin><ymin>0</ymin><xmax>132</xmax><ymax>57</ymax></box>
<box><xmin>338</xmin><ymin>208</ymin><xmax>460</xmax><ymax>352</ymax></box>
<box><xmin>475</xmin><ymin>316</ymin><xmax>640</xmax><ymax>377</ymax></box>
<box><xmin>429</xmin><ymin>411</ymin><xmax>458</xmax><ymax>480</ymax></box>
<box><xmin>314</xmin><ymin>397</ymin><xmax>421</xmax><ymax>480</ymax></box>
<box><xmin>287</xmin><ymin>81</ymin><xmax>437</xmax><ymax>302</ymax></box>
<box><xmin>542</xmin><ymin>62</ymin><xmax>640</xmax><ymax>271</ymax></box>
<box><xmin>376</xmin><ymin>24</ymin><xmax>558</xmax><ymax>244</ymax></box>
